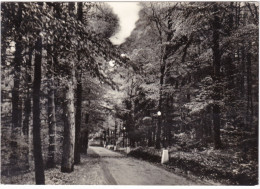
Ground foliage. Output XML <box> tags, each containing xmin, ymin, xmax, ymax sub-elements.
<box><xmin>1</xmin><ymin>1</ymin><xmax>258</xmax><ymax>185</ymax></box>
<box><xmin>1</xmin><ymin>1</ymin><xmax>128</xmax><ymax>183</ymax></box>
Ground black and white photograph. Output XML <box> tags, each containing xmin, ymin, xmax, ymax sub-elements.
<box><xmin>1</xmin><ymin>1</ymin><xmax>259</xmax><ymax>186</ymax></box>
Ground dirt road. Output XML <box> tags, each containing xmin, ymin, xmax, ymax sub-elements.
<box><xmin>78</xmin><ymin>146</ymin><xmax>201</xmax><ymax>185</ymax></box>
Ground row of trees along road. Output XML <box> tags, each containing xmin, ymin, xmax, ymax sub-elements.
<box><xmin>1</xmin><ymin>2</ymin><xmax>128</xmax><ymax>184</ymax></box>
<box><xmin>117</xmin><ymin>2</ymin><xmax>258</xmax><ymax>150</ymax></box>
<box><xmin>1</xmin><ymin>1</ymin><xmax>258</xmax><ymax>185</ymax></box>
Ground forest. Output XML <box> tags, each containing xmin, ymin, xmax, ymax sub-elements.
<box><xmin>1</xmin><ymin>2</ymin><xmax>259</xmax><ymax>185</ymax></box>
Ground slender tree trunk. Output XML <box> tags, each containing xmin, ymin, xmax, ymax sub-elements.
<box><xmin>46</xmin><ymin>43</ymin><xmax>56</xmax><ymax>168</ymax></box>
<box><xmin>246</xmin><ymin>52</ymin><xmax>253</xmax><ymax>131</ymax></box>
<box><xmin>61</xmin><ymin>64</ymin><xmax>76</xmax><ymax>173</ymax></box>
<box><xmin>77</xmin><ymin>2</ymin><xmax>83</xmax><ymax>21</ymax></box>
<box><xmin>212</xmin><ymin>4</ymin><xmax>222</xmax><ymax>149</ymax></box>
<box><xmin>241</xmin><ymin>45</ymin><xmax>246</xmax><ymax>97</ymax></box>
<box><xmin>82</xmin><ymin>129</ymin><xmax>89</xmax><ymax>154</ymax></box>
<box><xmin>74</xmin><ymin>71</ymin><xmax>82</xmax><ymax>164</ymax></box>
<box><xmin>168</xmin><ymin>96</ymin><xmax>174</xmax><ymax>146</ymax></box>
<box><xmin>33</xmin><ymin>35</ymin><xmax>45</xmax><ymax>184</ymax></box>
<box><xmin>12</xmin><ymin>4</ymin><xmax>22</xmax><ymax>130</ymax></box>
<box><xmin>240</xmin><ymin>44</ymin><xmax>247</xmax><ymax>129</ymax></box>
<box><xmin>155</xmin><ymin>99</ymin><xmax>162</xmax><ymax>149</ymax></box>
<box><xmin>114</xmin><ymin>121</ymin><xmax>117</xmax><ymax>146</ymax></box>
<box><xmin>153</xmin><ymin>125</ymin><xmax>156</xmax><ymax>145</ymax></box>
<box><xmin>10</xmin><ymin>3</ymin><xmax>23</xmax><ymax>174</ymax></box>
<box><xmin>237</xmin><ymin>3</ymin><xmax>241</xmax><ymax>27</ymax></box>
<box><xmin>148</xmin><ymin>128</ymin><xmax>152</xmax><ymax>147</ymax></box>
<box><xmin>10</xmin><ymin>49</ymin><xmax>21</xmax><ymax>168</ymax></box>
<box><xmin>164</xmin><ymin>94</ymin><xmax>171</xmax><ymax>147</ymax></box>
<box><xmin>131</xmin><ymin>91</ymin><xmax>136</xmax><ymax>148</ymax></box>
<box><xmin>53</xmin><ymin>1</ymin><xmax>76</xmax><ymax>173</ymax></box>
<box><xmin>74</xmin><ymin>1</ymin><xmax>83</xmax><ymax>165</ymax></box>
<box><xmin>22</xmin><ymin>46</ymin><xmax>33</xmax><ymax>170</ymax></box>
<box><xmin>81</xmin><ymin>114</ymin><xmax>89</xmax><ymax>153</ymax></box>
<box><xmin>212</xmin><ymin>103</ymin><xmax>221</xmax><ymax>149</ymax></box>
<box><xmin>23</xmin><ymin>47</ymin><xmax>33</xmax><ymax>136</ymax></box>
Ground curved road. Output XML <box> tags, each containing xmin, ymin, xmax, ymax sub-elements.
<box><xmin>76</xmin><ymin>146</ymin><xmax>206</xmax><ymax>185</ymax></box>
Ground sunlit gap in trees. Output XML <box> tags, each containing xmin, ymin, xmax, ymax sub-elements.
<box><xmin>107</xmin><ymin>2</ymin><xmax>141</xmax><ymax>45</ymax></box>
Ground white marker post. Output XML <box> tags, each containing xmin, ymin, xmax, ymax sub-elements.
<box><xmin>126</xmin><ymin>147</ymin><xmax>131</xmax><ymax>154</ymax></box>
<box><xmin>161</xmin><ymin>150</ymin><xmax>169</xmax><ymax>164</ymax></box>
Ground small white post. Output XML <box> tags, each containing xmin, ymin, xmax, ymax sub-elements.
<box><xmin>126</xmin><ymin>147</ymin><xmax>131</xmax><ymax>154</ymax></box>
<box><xmin>161</xmin><ymin>150</ymin><xmax>169</xmax><ymax>164</ymax></box>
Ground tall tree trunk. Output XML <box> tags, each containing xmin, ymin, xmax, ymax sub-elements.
<box><xmin>240</xmin><ymin>44</ymin><xmax>247</xmax><ymax>129</ymax></box>
<box><xmin>45</xmin><ymin>3</ymin><xmax>60</xmax><ymax>169</ymax></box>
<box><xmin>10</xmin><ymin>2</ymin><xmax>23</xmax><ymax>174</ymax></box>
<box><xmin>23</xmin><ymin>47</ymin><xmax>33</xmax><ymax>136</ymax></box>
<box><xmin>168</xmin><ymin>96</ymin><xmax>174</xmax><ymax>146</ymax></box>
<box><xmin>155</xmin><ymin>80</ymin><xmax>163</xmax><ymax>149</ymax></box>
<box><xmin>212</xmin><ymin>4</ymin><xmax>222</xmax><ymax>149</ymax></box>
<box><xmin>33</xmin><ymin>35</ymin><xmax>45</xmax><ymax>184</ymax></box>
<box><xmin>11</xmin><ymin>69</ymin><xmax>21</xmax><ymax>132</ymax></box>
<box><xmin>148</xmin><ymin>128</ymin><xmax>152</xmax><ymax>147</ymax></box>
<box><xmin>246</xmin><ymin>52</ymin><xmax>253</xmax><ymax>131</ymax></box>
<box><xmin>46</xmin><ymin>42</ymin><xmax>56</xmax><ymax>168</ymax></box>
<box><xmin>84</xmin><ymin>113</ymin><xmax>89</xmax><ymax>152</ymax></box>
<box><xmin>74</xmin><ymin>71</ymin><xmax>82</xmax><ymax>164</ymax></box>
<box><xmin>152</xmin><ymin>123</ymin><xmax>156</xmax><ymax>145</ymax></box>
<box><xmin>1</xmin><ymin>3</ymin><xmax>7</xmax><ymax>67</ymax></box>
<box><xmin>77</xmin><ymin>2</ymin><xmax>83</xmax><ymax>21</ymax></box>
<box><xmin>81</xmin><ymin>113</ymin><xmax>89</xmax><ymax>153</ymax></box>
<box><xmin>163</xmin><ymin>94</ymin><xmax>170</xmax><ymax>147</ymax></box>
<box><xmin>130</xmin><ymin>89</ymin><xmax>136</xmax><ymax>148</ymax></box>
<box><xmin>74</xmin><ymin>1</ymin><xmax>83</xmax><ymax>165</ymax></box>
<box><xmin>61</xmin><ymin>64</ymin><xmax>76</xmax><ymax>173</ymax></box>
<box><xmin>22</xmin><ymin>46</ymin><xmax>33</xmax><ymax>170</ymax></box>
<box><xmin>12</xmin><ymin>3</ymin><xmax>22</xmax><ymax>130</ymax></box>
<box><xmin>240</xmin><ymin>45</ymin><xmax>246</xmax><ymax>98</ymax></box>
<box><xmin>114</xmin><ymin>121</ymin><xmax>117</xmax><ymax>146</ymax></box>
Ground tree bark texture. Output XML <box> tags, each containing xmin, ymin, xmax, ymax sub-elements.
<box><xmin>10</xmin><ymin>2</ymin><xmax>23</xmax><ymax>175</ymax></box>
<box><xmin>212</xmin><ymin>4</ymin><xmax>222</xmax><ymax>149</ymax></box>
<box><xmin>61</xmin><ymin>66</ymin><xmax>76</xmax><ymax>173</ymax></box>
<box><xmin>33</xmin><ymin>36</ymin><xmax>45</xmax><ymax>184</ymax></box>
<box><xmin>240</xmin><ymin>45</ymin><xmax>246</xmax><ymax>98</ymax></box>
<box><xmin>23</xmin><ymin>47</ymin><xmax>33</xmax><ymax>136</ymax></box>
<box><xmin>246</xmin><ymin>52</ymin><xmax>253</xmax><ymax>131</ymax></box>
<box><xmin>12</xmin><ymin>3</ymin><xmax>22</xmax><ymax>130</ymax></box>
<box><xmin>74</xmin><ymin>1</ymin><xmax>84</xmax><ymax>165</ymax></box>
<box><xmin>80</xmin><ymin>113</ymin><xmax>89</xmax><ymax>153</ymax></box>
<box><xmin>21</xmin><ymin>46</ymin><xmax>33</xmax><ymax>170</ymax></box>
<box><xmin>74</xmin><ymin>73</ymin><xmax>82</xmax><ymax>164</ymax></box>
<box><xmin>46</xmin><ymin>43</ymin><xmax>57</xmax><ymax>168</ymax></box>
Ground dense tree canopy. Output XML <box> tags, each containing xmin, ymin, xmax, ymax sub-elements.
<box><xmin>1</xmin><ymin>1</ymin><xmax>258</xmax><ymax>185</ymax></box>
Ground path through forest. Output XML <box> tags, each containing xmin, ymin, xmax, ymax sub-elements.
<box><xmin>2</xmin><ymin>146</ymin><xmax>215</xmax><ymax>185</ymax></box>
<box><xmin>86</xmin><ymin>146</ymin><xmax>200</xmax><ymax>185</ymax></box>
